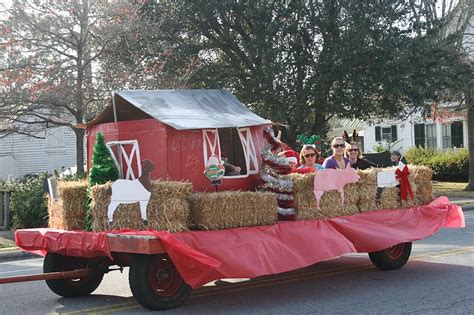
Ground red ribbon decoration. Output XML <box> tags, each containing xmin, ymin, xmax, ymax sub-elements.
<box><xmin>395</xmin><ymin>166</ymin><xmax>414</xmax><ymax>201</ymax></box>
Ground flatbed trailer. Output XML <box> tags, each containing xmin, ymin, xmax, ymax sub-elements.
<box><xmin>1</xmin><ymin>197</ymin><xmax>465</xmax><ymax>311</ymax></box>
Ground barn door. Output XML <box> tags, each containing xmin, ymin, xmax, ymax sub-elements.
<box><xmin>202</xmin><ymin>129</ymin><xmax>222</xmax><ymax>166</ymax></box>
<box><xmin>106</xmin><ymin>140</ymin><xmax>141</xmax><ymax>179</ymax></box>
<box><xmin>237</xmin><ymin>128</ymin><xmax>258</xmax><ymax>174</ymax></box>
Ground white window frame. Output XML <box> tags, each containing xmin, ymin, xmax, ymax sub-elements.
<box><xmin>202</xmin><ymin>128</ymin><xmax>259</xmax><ymax>178</ymax></box>
<box><xmin>237</xmin><ymin>127</ymin><xmax>259</xmax><ymax>175</ymax></box>
<box><xmin>106</xmin><ymin>140</ymin><xmax>141</xmax><ymax>180</ymax></box>
<box><xmin>425</xmin><ymin>124</ymin><xmax>437</xmax><ymax>148</ymax></box>
<box><xmin>202</xmin><ymin>129</ymin><xmax>222</xmax><ymax>167</ymax></box>
<box><xmin>442</xmin><ymin>123</ymin><xmax>452</xmax><ymax>148</ymax></box>
<box><xmin>381</xmin><ymin>127</ymin><xmax>392</xmax><ymax>141</ymax></box>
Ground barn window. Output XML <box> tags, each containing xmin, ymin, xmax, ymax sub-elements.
<box><xmin>202</xmin><ymin>128</ymin><xmax>258</xmax><ymax>178</ymax></box>
<box><xmin>106</xmin><ymin>140</ymin><xmax>141</xmax><ymax>179</ymax></box>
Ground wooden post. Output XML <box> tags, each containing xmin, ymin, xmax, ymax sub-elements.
<box><xmin>0</xmin><ymin>191</ymin><xmax>4</xmax><ymax>228</ymax></box>
<box><xmin>5</xmin><ymin>191</ymin><xmax>10</xmax><ymax>230</ymax></box>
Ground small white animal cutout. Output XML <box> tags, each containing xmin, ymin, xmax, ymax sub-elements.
<box><xmin>107</xmin><ymin>160</ymin><xmax>154</xmax><ymax>226</ymax></box>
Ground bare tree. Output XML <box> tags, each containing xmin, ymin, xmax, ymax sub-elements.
<box><xmin>0</xmin><ymin>0</ymin><xmax>148</xmax><ymax>174</ymax></box>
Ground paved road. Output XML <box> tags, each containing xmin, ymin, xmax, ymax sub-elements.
<box><xmin>1</xmin><ymin>212</ymin><xmax>473</xmax><ymax>315</ymax></box>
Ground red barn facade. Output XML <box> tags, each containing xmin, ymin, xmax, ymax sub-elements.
<box><xmin>85</xmin><ymin>90</ymin><xmax>271</xmax><ymax>192</ymax></box>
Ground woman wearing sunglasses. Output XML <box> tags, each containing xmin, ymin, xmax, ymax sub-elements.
<box><xmin>322</xmin><ymin>137</ymin><xmax>351</xmax><ymax>169</ymax></box>
<box><xmin>346</xmin><ymin>143</ymin><xmax>376</xmax><ymax>170</ymax></box>
<box><xmin>298</xmin><ymin>145</ymin><xmax>324</xmax><ymax>172</ymax></box>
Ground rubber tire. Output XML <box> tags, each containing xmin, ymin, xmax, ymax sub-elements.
<box><xmin>129</xmin><ymin>254</ymin><xmax>192</xmax><ymax>311</ymax></box>
<box><xmin>369</xmin><ymin>242</ymin><xmax>412</xmax><ymax>271</ymax></box>
<box><xmin>43</xmin><ymin>253</ymin><xmax>104</xmax><ymax>297</ymax></box>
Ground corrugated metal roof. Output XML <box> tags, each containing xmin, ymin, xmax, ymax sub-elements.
<box><xmin>111</xmin><ymin>89</ymin><xmax>271</xmax><ymax>130</ymax></box>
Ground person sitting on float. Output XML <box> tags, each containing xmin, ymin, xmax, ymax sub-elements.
<box><xmin>297</xmin><ymin>144</ymin><xmax>324</xmax><ymax>173</ymax></box>
<box><xmin>221</xmin><ymin>153</ymin><xmax>241</xmax><ymax>176</ymax></box>
<box><xmin>346</xmin><ymin>143</ymin><xmax>376</xmax><ymax>170</ymax></box>
<box><xmin>391</xmin><ymin>150</ymin><xmax>408</xmax><ymax>166</ymax></box>
<box><xmin>322</xmin><ymin>137</ymin><xmax>351</xmax><ymax>169</ymax></box>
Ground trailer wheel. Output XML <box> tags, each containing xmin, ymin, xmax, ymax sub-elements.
<box><xmin>369</xmin><ymin>242</ymin><xmax>412</xmax><ymax>271</ymax></box>
<box><xmin>129</xmin><ymin>254</ymin><xmax>192</xmax><ymax>310</ymax></box>
<box><xmin>43</xmin><ymin>253</ymin><xmax>104</xmax><ymax>297</ymax></box>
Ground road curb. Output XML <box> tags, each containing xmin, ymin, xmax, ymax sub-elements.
<box><xmin>0</xmin><ymin>248</ymin><xmax>40</xmax><ymax>262</ymax></box>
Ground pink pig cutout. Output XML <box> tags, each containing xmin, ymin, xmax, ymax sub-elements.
<box><xmin>313</xmin><ymin>168</ymin><xmax>360</xmax><ymax>209</ymax></box>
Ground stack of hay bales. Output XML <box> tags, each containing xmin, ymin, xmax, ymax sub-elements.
<box><xmin>376</xmin><ymin>165</ymin><xmax>433</xmax><ymax>209</ymax></box>
<box><xmin>288</xmin><ymin>165</ymin><xmax>434</xmax><ymax>219</ymax></box>
<box><xmin>48</xmin><ymin>180</ymin><xmax>88</xmax><ymax>230</ymax></box>
<box><xmin>291</xmin><ymin>173</ymin><xmax>360</xmax><ymax>220</ymax></box>
<box><xmin>90</xmin><ymin>180</ymin><xmax>192</xmax><ymax>232</ymax></box>
<box><xmin>188</xmin><ymin>191</ymin><xmax>277</xmax><ymax>230</ymax></box>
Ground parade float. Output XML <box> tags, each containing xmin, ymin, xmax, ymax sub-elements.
<box><xmin>2</xmin><ymin>90</ymin><xmax>465</xmax><ymax>311</ymax></box>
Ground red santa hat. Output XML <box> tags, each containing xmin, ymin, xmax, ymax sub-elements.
<box><xmin>280</xmin><ymin>150</ymin><xmax>300</xmax><ymax>166</ymax></box>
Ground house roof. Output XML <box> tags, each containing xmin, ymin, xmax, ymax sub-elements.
<box><xmin>327</xmin><ymin>117</ymin><xmax>366</xmax><ymax>139</ymax></box>
<box><xmin>86</xmin><ymin>89</ymin><xmax>271</xmax><ymax>130</ymax></box>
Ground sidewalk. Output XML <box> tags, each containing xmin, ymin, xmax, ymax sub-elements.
<box><xmin>0</xmin><ymin>199</ymin><xmax>472</xmax><ymax>262</ymax></box>
<box><xmin>0</xmin><ymin>230</ymin><xmax>38</xmax><ymax>261</ymax></box>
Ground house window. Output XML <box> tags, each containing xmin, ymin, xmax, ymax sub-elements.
<box><xmin>414</xmin><ymin>124</ymin><xmax>425</xmax><ymax>147</ymax></box>
<box><xmin>376</xmin><ymin>125</ymin><xmax>397</xmax><ymax>142</ymax></box>
<box><xmin>442</xmin><ymin>124</ymin><xmax>452</xmax><ymax>148</ymax></box>
<box><xmin>451</xmin><ymin>121</ymin><xmax>463</xmax><ymax>148</ymax></box>
<box><xmin>426</xmin><ymin>124</ymin><xmax>437</xmax><ymax>148</ymax></box>
<box><xmin>442</xmin><ymin>121</ymin><xmax>464</xmax><ymax>148</ymax></box>
<box><xmin>202</xmin><ymin>128</ymin><xmax>258</xmax><ymax>178</ymax></box>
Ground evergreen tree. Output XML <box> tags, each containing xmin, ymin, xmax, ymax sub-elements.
<box><xmin>89</xmin><ymin>133</ymin><xmax>119</xmax><ymax>185</ymax></box>
<box><xmin>85</xmin><ymin>133</ymin><xmax>118</xmax><ymax>230</ymax></box>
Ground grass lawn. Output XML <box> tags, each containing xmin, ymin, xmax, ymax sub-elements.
<box><xmin>0</xmin><ymin>242</ymin><xmax>16</xmax><ymax>249</ymax></box>
<box><xmin>432</xmin><ymin>181</ymin><xmax>474</xmax><ymax>199</ymax></box>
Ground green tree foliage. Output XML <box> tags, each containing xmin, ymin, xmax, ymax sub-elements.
<box><xmin>405</xmin><ymin>146</ymin><xmax>469</xmax><ymax>182</ymax></box>
<box><xmin>1</xmin><ymin>175</ymin><xmax>49</xmax><ymax>229</ymax></box>
<box><xmin>138</xmin><ymin>1</ymin><xmax>469</xmax><ymax>145</ymax></box>
<box><xmin>89</xmin><ymin>133</ymin><xmax>119</xmax><ymax>185</ymax></box>
<box><xmin>85</xmin><ymin>133</ymin><xmax>118</xmax><ymax>230</ymax></box>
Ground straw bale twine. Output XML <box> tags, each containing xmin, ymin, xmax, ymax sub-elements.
<box><xmin>48</xmin><ymin>180</ymin><xmax>88</xmax><ymax>230</ymax></box>
<box><xmin>188</xmin><ymin>191</ymin><xmax>277</xmax><ymax>230</ymax></box>
<box><xmin>356</xmin><ymin>169</ymin><xmax>378</xmax><ymax>212</ymax></box>
<box><xmin>91</xmin><ymin>180</ymin><xmax>192</xmax><ymax>232</ymax></box>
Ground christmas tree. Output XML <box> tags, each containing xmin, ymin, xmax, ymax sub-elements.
<box><xmin>89</xmin><ymin>133</ymin><xmax>119</xmax><ymax>184</ymax></box>
<box><xmin>85</xmin><ymin>133</ymin><xmax>119</xmax><ymax>230</ymax></box>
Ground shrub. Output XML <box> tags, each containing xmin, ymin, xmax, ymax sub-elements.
<box><xmin>405</xmin><ymin>147</ymin><xmax>468</xmax><ymax>182</ymax></box>
<box><xmin>0</xmin><ymin>174</ymin><xmax>49</xmax><ymax>229</ymax></box>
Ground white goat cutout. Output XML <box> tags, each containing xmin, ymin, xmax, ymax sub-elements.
<box><xmin>376</xmin><ymin>161</ymin><xmax>406</xmax><ymax>188</ymax></box>
<box><xmin>107</xmin><ymin>179</ymin><xmax>151</xmax><ymax>224</ymax></box>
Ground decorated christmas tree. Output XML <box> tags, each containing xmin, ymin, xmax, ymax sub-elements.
<box><xmin>85</xmin><ymin>133</ymin><xmax>119</xmax><ymax>230</ymax></box>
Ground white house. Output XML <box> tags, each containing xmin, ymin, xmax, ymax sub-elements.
<box><xmin>327</xmin><ymin>103</ymin><xmax>468</xmax><ymax>154</ymax></box>
<box><xmin>0</xmin><ymin>127</ymin><xmax>80</xmax><ymax>180</ymax></box>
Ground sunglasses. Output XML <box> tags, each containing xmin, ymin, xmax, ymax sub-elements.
<box><xmin>304</xmin><ymin>153</ymin><xmax>317</xmax><ymax>158</ymax></box>
<box><xmin>333</xmin><ymin>144</ymin><xmax>345</xmax><ymax>149</ymax></box>
<box><xmin>348</xmin><ymin>148</ymin><xmax>359</xmax><ymax>152</ymax></box>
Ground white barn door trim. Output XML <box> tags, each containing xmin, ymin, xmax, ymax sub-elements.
<box><xmin>202</xmin><ymin>129</ymin><xmax>222</xmax><ymax>167</ymax></box>
<box><xmin>237</xmin><ymin>127</ymin><xmax>258</xmax><ymax>174</ymax></box>
<box><xmin>106</xmin><ymin>140</ymin><xmax>141</xmax><ymax>179</ymax></box>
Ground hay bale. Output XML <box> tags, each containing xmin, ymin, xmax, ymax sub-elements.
<box><xmin>409</xmin><ymin>166</ymin><xmax>434</xmax><ymax>205</ymax></box>
<box><xmin>188</xmin><ymin>191</ymin><xmax>277</xmax><ymax>230</ymax></box>
<box><xmin>91</xmin><ymin>180</ymin><xmax>192</xmax><ymax>232</ymax></box>
<box><xmin>291</xmin><ymin>173</ymin><xmax>360</xmax><ymax>219</ymax></box>
<box><xmin>357</xmin><ymin>169</ymin><xmax>378</xmax><ymax>212</ymax></box>
<box><xmin>48</xmin><ymin>180</ymin><xmax>88</xmax><ymax>230</ymax></box>
<box><xmin>379</xmin><ymin>187</ymin><xmax>401</xmax><ymax>209</ymax></box>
